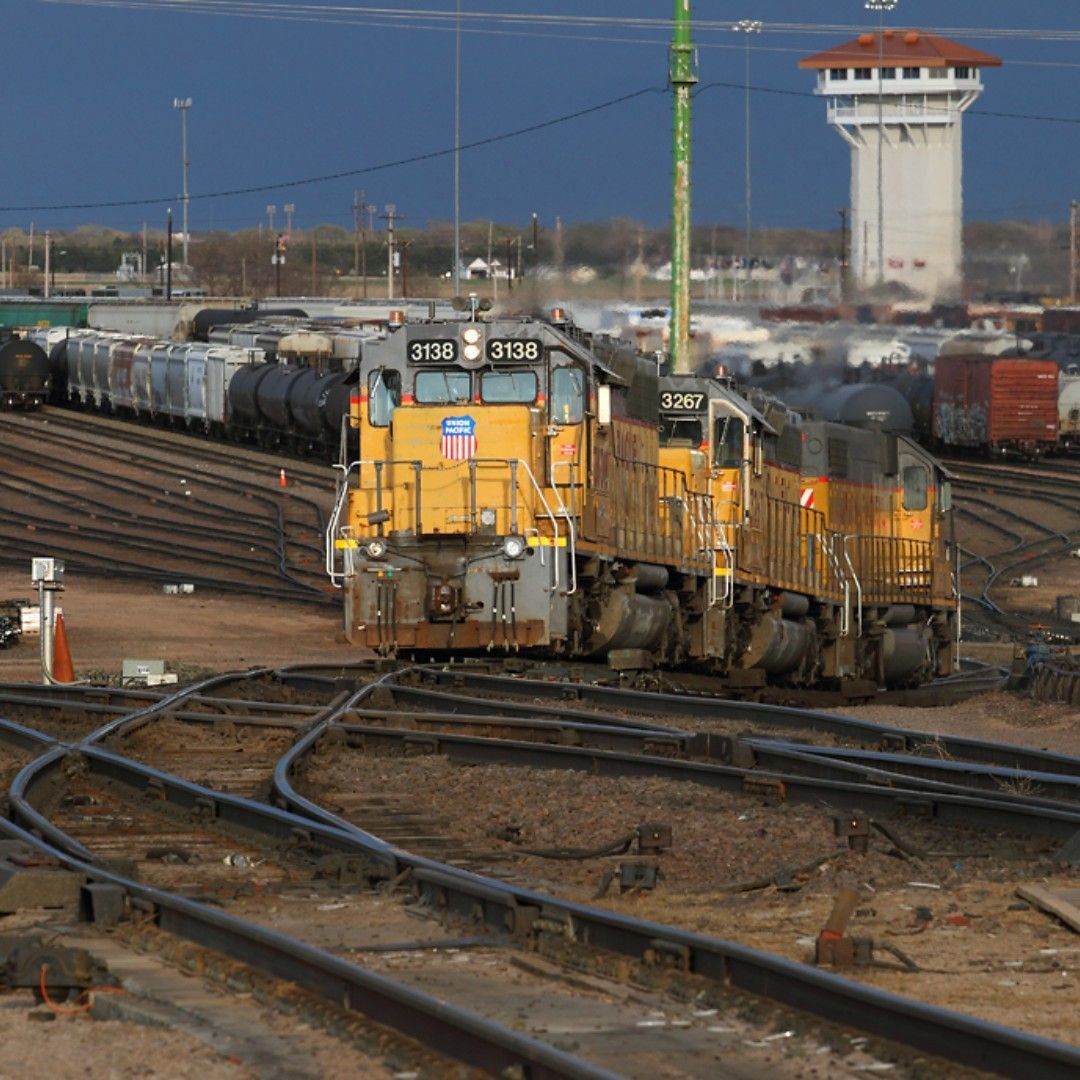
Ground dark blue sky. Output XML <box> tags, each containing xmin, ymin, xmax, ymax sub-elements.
<box><xmin>5</xmin><ymin>2</ymin><xmax>1075</xmax><ymax>235</ymax></box>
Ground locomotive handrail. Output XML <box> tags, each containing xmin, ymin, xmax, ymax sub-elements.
<box><xmin>815</xmin><ymin>534</ymin><xmax>850</xmax><ymax>638</ymax></box>
<box><xmin>325</xmin><ymin>460</ymin><xmax>358</xmax><ymax>584</ymax></box>
<box><xmin>839</xmin><ymin>535</ymin><xmax>864</xmax><ymax>639</ymax></box>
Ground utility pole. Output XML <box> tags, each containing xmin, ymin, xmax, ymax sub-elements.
<box><xmin>734</xmin><ymin>20</ymin><xmax>762</xmax><ymax>299</ymax></box>
<box><xmin>837</xmin><ymin>207</ymin><xmax>849</xmax><ymax>301</ymax></box>
<box><xmin>384</xmin><ymin>204</ymin><xmax>397</xmax><ymax>300</ymax></box>
<box><xmin>1071</xmin><ymin>200</ymin><xmax>1079</xmax><ymax>303</ymax></box>
<box><xmin>669</xmin><ymin>0</ymin><xmax>697</xmax><ymax>373</ymax></box>
<box><xmin>43</xmin><ymin>231</ymin><xmax>51</xmax><ymax>299</ymax></box>
<box><xmin>488</xmin><ymin>221</ymin><xmax>497</xmax><ymax>302</ymax></box>
<box><xmin>506</xmin><ymin>237</ymin><xmax>513</xmax><ymax>292</ymax></box>
<box><xmin>453</xmin><ymin>0</ymin><xmax>462</xmax><ymax>295</ymax></box>
<box><xmin>531</xmin><ymin>212</ymin><xmax>539</xmax><ymax>276</ymax></box>
<box><xmin>352</xmin><ymin>190</ymin><xmax>360</xmax><ymax>277</ymax></box>
<box><xmin>310</xmin><ymin>231</ymin><xmax>317</xmax><ymax>293</ymax></box>
<box><xmin>284</xmin><ymin>203</ymin><xmax>295</xmax><ymax>235</ymax></box>
<box><xmin>166</xmin><ymin>208</ymin><xmax>173</xmax><ymax>300</ymax></box>
<box><xmin>141</xmin><ymin>223</ymin><xmax>148</xmax><ymax>283</ymax></box>
<box><xmin>173</xmin><ymin>97</ymin><xmax>192</xmax><ymax>269</ymax></box>
<box><xmin>266</xmin><ymin>205</ymin><xmax>276</xmax><ymax>233</ymax></box>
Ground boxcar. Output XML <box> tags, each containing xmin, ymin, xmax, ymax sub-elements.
<box><xmin>933</xmin><ymin>354</ymin><xmax>1059</xmax><ymax>457</ymax></box>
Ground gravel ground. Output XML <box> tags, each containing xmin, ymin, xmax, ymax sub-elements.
<box><xmin>307</xmin><ymin>747</ymin><xmax>1079</xmax><ymax>1047</ymax></box>
<box><xmin>0</xmin><ymin>992</ymin><xmax>252</xmax><ymax>1079</ymax></box>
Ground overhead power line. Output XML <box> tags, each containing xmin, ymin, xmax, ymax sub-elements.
<box><xmin>0</xmin><ymin>85</ymin><xmax>665</xmax><ymax>213</ymax></box>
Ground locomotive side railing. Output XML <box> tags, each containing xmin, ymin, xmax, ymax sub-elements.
<box><xmin>842</xmin><ymin>534</ymin><xmax>934</xmax><ymax>606</ymax></box>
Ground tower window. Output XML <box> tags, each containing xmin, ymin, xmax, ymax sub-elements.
<box><xmin>902</xmin><ymin>66</ymin><xmax>920</xmax><ymax>79</ymax></box>
<box><xmin>929</xmin><ymin>67</ymin><xmax>948</xmax><ymax>79</ymax></box>
<box><xmin>854</xmin><ymin>68</ymin><xmax>872</xmax><ymax>81</ymax></box>
<box><xmin>954</xmin><ymin>66</ymin><xmax>970</xmax><ymax>78</ymax></box>
<box><xmin>880</xmin><ymin>67</ymin><xmax>896</xmax><ymax>78</ymax></box>
<box><xmin>828</xmin><ymin>68</ymin><xmax>848</xmax><ymax>81</ymax></box>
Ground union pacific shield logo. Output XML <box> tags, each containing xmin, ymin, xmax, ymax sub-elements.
<box><xmin>440</xmin><ymin>415</ymin><xmax>477</xmax><ymax>460</ymax></box>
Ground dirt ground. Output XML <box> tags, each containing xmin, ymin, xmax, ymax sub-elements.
<box><xmin>0</xmin><ymin>571</ymin><xmax>362</xmax><ymax>683</ymax></box>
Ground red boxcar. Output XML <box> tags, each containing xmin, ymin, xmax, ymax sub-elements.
<box><xmin>933</xmin><ymin>354</ymin><xmax>1059</xmax><ymax>457</ymax></box>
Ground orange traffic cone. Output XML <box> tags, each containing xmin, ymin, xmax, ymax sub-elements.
<box><xmin>52</xmin><ymin>609</ymin><xmax>75</xmax><ymax>684</ymax></box>
<box><xmin>278</xmin><ymin>468</ymin><xmax>287</xmax><ymax>488</ymax></box>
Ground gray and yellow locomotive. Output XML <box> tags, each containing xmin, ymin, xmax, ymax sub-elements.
<box><xmin>327</xmin><ymin>311</ymin><xmax>958</xmax><ymax>688</ymax></box>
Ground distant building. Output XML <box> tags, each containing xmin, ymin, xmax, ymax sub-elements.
<box><xmin>801</xmin><ymin>30</ymin><xmax>1001</xmax><ymax>299</ymax></box>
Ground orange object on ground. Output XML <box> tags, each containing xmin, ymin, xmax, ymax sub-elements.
<box><xmin>52</xmin><ymin>609</ymin><xmax>75</xmax><ymax>683</ymax></box>
<box><xmin>279</xmin><ymin>468</ymin><xmax>287</xmax><ymax>488</ymax></box>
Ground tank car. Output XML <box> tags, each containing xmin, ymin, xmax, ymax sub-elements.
<box><xmin>1060</xmin><ymin>372</ymin><xmax>1080</xmax><ymax>452</ymax></box>
<box><xmin>326</xmin><ymin>313</ymin><xmax>957</xmax><ymax>689</ymax></box>
<box><xmin>0</xmin><ymin>334</ymin><xmax>51</xmax><ymax>408</ymax></box>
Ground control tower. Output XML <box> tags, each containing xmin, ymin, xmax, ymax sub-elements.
<box><xmin>800</xmin><ymin>30</ymin><xmax>1001</xmax><ymax>299</ymax></box>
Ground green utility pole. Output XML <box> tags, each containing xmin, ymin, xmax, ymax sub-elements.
<box><xmin>669</xmin><ymin>0</ymin><xmax>697</xmax><ymax>374</ymax></box>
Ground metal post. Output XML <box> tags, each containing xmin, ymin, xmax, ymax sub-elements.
<box><xmin>43</xmin><ymin>231</ymin><xmax>50</xmax><ymax>299</ymax></box>
<box><xmin>352</xmin><ymin>189</ymin><xmax>360</xmax><ymax>278</ymax></box>
<box><xmin>285</xmin><ymin>203</ymin><xmax>295</xmax><ymax>235</ymax></box>
<box><xmin>39</xmin><ymin>582</ymin><xmax>54</xmax><ymax>684</ymax></box>
<box><xmin>1070</xmin><ymin>200</ymin><xmax>1079</xmax><ymax>303</ymax></box>
<box><xmin>166</xmin><ymin>208</ymin><xmax>173</xmax><ymax>300</ymax></box>
<box><xmin>453</xmin><ymin>0</ymin><xmax>462</xmax><ymax>295</ymax></box>
<box><xmin>173</xmin><ymin>98</ymin><xmax>192</xmax><ymax>270</ymax></box>
<box><xmin>385</xmin><ymin>205</ymin><xmax>396</xmax><ymax>300</ymax></box>
<box><xmin>866</xmin><ymin>1</ymin><xmax>897</xmax><ymax>287</ymax></box>
<box><xmin>669</xmin><ymin>0</ymin><xmax>697</xmax><ymax>374</ymax></box>
<box><xmin>734</xmin><ymin>20</ymin><xmax>762</xmax><ymax>298</ymax></box>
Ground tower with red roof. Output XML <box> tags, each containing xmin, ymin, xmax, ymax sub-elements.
<box><xmin>801</xmin><ymin>30</ymin><xmax>1001</xmax><ymax>299</ymax></box>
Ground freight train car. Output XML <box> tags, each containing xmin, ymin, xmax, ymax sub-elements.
<box><xmin>933</xmin><ymin>354</ymin><xmax>1059</xmax><ymax>458</ymax></box>
<box><xmin>1060</xmin><ymin>372</ymin><xmax>1080</xmax><ymax>451</ymax></box>
<box><xmin>0</xmin><ymin>334</ymin><xmax>51</xmax><ymax>408</ymax></box>
<box><xmin>52</xmin><ymin>327</ymin><xmax>378</xmax><ymax>455</ymax></box>
<box><xmin>326</xmin><ymin>312</ymin><xmax>957</xmax><ymax>688</ymax></box>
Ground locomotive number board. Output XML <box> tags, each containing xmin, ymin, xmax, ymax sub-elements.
<box><xmin>659</xmin><ymin>391</ymin><xmax>706</xmax><ymax>412</ymax></box>
<box><xmin>407</xmin><ymin>339</ymin><xmax>459</xmax><ymax>363</ymax></box>
<box><xmin>485</xmin><ymin>339</ymin><xmax>543</xmax><ymax>362</ymax></box>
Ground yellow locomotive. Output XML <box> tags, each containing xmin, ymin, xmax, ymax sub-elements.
<box><xmin>326</xmin><ymin>311</ymin><xmax>957</xmax><ymax>688</ymax></box>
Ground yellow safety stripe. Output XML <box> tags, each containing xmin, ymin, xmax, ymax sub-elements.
<box><xmin>527</xmin><ymin>537</ymin><xmax>568</xmax><ymax>548</ymax></box>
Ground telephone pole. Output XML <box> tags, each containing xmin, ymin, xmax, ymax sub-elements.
<box><xmin>383</xmin><ymin>205</ymin><xmax>397</xmax><ymax>300</ymax></box>
<box><xmin>173</xmin><ymin>98</ymin><xmax>192</xmax><ymax>269</ymax></box>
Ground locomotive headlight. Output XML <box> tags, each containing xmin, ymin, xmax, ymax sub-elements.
<box><xmin>364</xmin><ymin>538</ymin><xmax>388</xmax><ymax>560</ymax></box>
<box><xmin>461</xmin><ymin>326</ymin><xmax>483</xmax><ymax>362</ymax></box>
<box><xmin>502</xmin><ymin>536</ymin><xmax>527</xmax><ymax>560</ymax></box>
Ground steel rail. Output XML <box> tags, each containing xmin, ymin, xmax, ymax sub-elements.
<box><xmin>402</xmin><ymin>669</ymin><xmax>1080</xmax><ymax>777</ymax></box>
<box><xmin>3</xmin><ymin>675</ymin><xmax>1077</xmax><ymax>1076</ymax></box>
<box><xmin>267</xmin><ymin>720</ymin><xmax>1080</xmax><ymax>1078</ymax></box>
<box><xmin>0</xmin><ymin>814</ymin><xmax>615</xmax><ymax>1080</ymax></box>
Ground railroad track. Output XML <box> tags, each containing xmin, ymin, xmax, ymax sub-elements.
<box><xmin>949</xmin><ymin>460</ymin><xmax>1080</xmax><ymax>638</ymax></box>
<box><xmin>0</xmin><ymin>411</ymin><xmax>337</xmax><ymax>607</ymax></box>
<box><xmin>0</xmin><ymin>667</ymin><xmax>1076</xmax><ymax>1076</ymax></box>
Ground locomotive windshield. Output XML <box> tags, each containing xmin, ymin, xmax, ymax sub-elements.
<box><xmin>659</xmin><ymin>416</ymin><xmax>704</xmax><ymax>447</ymax></box>
<box><xmin>415</xmin><ymin>370</ymin><xmax>470</xmax><ymax>405</ymax></box>
<box><xmin>551</xmin><ymin>366</ymin><xmax>585</xmax><ymax>424</ymax></box>
<box><xmin>368</xmin><ymin>368</ymin><xmax>401</xmax><ymax>427</ymax></box>
<box><xmin>480</xmin><ymin>370</ymin><xmax>537</xmax><ymax>404</ymax></box>
<box><xmin>714</xmin><ymin>414</ymin><xmax>744</xmax><ymax>468</ymax></box>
